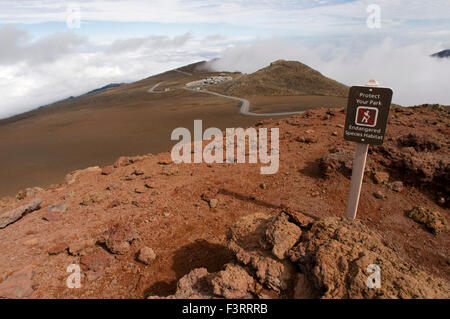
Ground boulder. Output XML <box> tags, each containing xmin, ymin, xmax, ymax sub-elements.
<box><xmin>211</xmin><ymin>264</ymin><xmax>257</xmax><ymax>298</ymax></box>
<box><xmin>98</xmin><ymin>222</ymin><xmax>140</xmax><ymax>254</ymax></box>
<box><xmin>0</xmin><ymin>198</ymin><xmax>42</xmax><ymax>229</ymax></box>
<box><xmin>226</xmin><ymin>213</ymin><xmax>296</xmax><ymax>292</ymax></box>
<box><xmin>160</xmin><ymin>268</ymin><xmax>214</xmax><ymax>299</ymax></box>
<box><xmin>289</xmin><ymin>217</ymin><xmax>450</xmax><ymax>298</ymax></box>
<box><xmin>319</xmin><ymin>150</ymin><xmax>353</xmax><ymax>177</ymax></box>
<box><xmin>65</xmin><ymin>166</ymin><xmax>101</xmax><ymax>185</ymax></box>
<box><xmin>391</xmin><ymin>181</ymin><xmax>404</xmax><ymax>192</ymax></box>
<box><xmin>265</xmin><ymin>213</ymin><xmax>302</xmax><ymax>259</ymax></box>
<box><xmin>137</xmin><ymin>247</ymin><xmax>156</xmax><ymax>265</ymax></box>
<box><xmin>373</xmin><ymin>171</ymin><xmax>389</xmax><ymax>184</ymax></box>
<box><xmin>208</xmin><ymin>199</ymin><xmax>219</xmax><ymax>209</ymax></box>
<box><xmin>406</xmin><ymin>206</ymin><xmax>448</xmax><ymax>235</ymax></box>
<box><xmin>101</xmin><ymin>165</ymin><xmax>115</xmax><ymax>175</ymax></box>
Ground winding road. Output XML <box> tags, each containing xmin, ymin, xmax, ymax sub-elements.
<box><xmin>148</xmin><ymin>81</ymin><xmax>303</xmax><ymax>117</ymax></box>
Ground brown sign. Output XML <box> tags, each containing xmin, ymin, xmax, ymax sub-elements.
<box><xmin>344</xmin><ymin>86</ymin><xmax>393</xmax><ymax>145</ymax></box>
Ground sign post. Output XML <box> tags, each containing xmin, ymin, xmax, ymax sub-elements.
<box><xmin>344</xmin><ymin>80</ymin><xmax>393</xmax><ymax>220</ymax></box>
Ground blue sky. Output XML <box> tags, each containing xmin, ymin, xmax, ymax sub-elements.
<box><xmin>0</xmin><ymin>0</ymin><xmax>449</xmax><ymax>118</ymax></box>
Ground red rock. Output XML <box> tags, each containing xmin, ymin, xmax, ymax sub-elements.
<box><xmin>0</xmin><ymin>265</ymin><xmax>35</xmax><ymax>298</ymax></box>
<box><xmin>68</xmin><ymin>239</ymin><xmax>95</xmax><ymax>256</ymax></box>
<box><xmin>319</xmin><ymin>150</ymin><xmax>353</xmax><ymax>177</ymax></box>
<box><xmin>144</xmin><ymin>182</ymin><xmax>156</xmax><ymax>189</ymax></box>
<box><xmin>265</xmin><ymin>213</ymin><xmax>302</xmax><ymax>259</ymax></box>
<box><xmin>211</xmin><ymin>264</ymin><xmax>256</xmax><ymax>298</ymax></box>
<box><xmin>0</xmin><ymin>198</ymin><xmax>43</xmax><ymax>229</ymax></box>
<box><xmin>208</xmin><ymin>198</ymin><xmax>219</xmax><ymax>208</ymax></box>
<box><xmin>132</xmin><ymin>169</ymin><xmax>145</xmax><ymax>176</ymax></box>
<box><xmin>134</xmin><ymin>187</ymin><xmax>146</xmax><ymax>194</ymax></box>
<box><xmin>80</xmin><ymin>251</ymin><xmax>111</xmax><ymax>272</ymax></box>
<box><xmin>282</xmin><ymin>207</ymin><xmax>315</xmax><ymax>227</ymax></box>
<box><xmin>374</xmin><ymin>171</ymin><xmax>390</xmax><ymax>184</ymax></box>
<box><xmin>98</xmin><ymin>222</ymin><xmax>140</xmax><ymax>255</ymax></box>
<box><xmin>137</xmin><ymin>247</ymin><xmax>156</xmax><ymax>265</ymax></box>
<box><xmin>80</xmin><ymin>250</ymin><xmax>112</xmax><ymax>281</ymax></box>
<box><xmin>101</xmin><ymin>165</ymin><xmax>115</xmax><ymax>175</ymax></box>
<box><xmin>391</xmin><ymin>181</ymin><xmax>404</xmax><ymax>192</ymax></box>
<box><xmin>48</xmin><ymin>243</ymin><xmax>68</xmax><ymax>255</ymax></box>
<box><xmin>114</xmin><ymin>156</ymin><xmax>133</xmax><ymax>167</ymax></box>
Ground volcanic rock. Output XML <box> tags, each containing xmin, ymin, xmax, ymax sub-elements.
<box><xmin>137</xmin><ymin>247</ymin><xmax>156</xmax><ymax>265</ymax></box>
<box><xmin>0</xmin><ymin>198</ymin><xmax>42</xmax><ymax>229</ymax></box>
<box><xmin>98</xmin><ymin>222</ymin><xmax>140</xmax><ymax>254</ymax></box>
<box><xmin>406</xmin><ymin>207</ymin><xmax>448</xmax><ymax>235</ymax></box>
<box><xmin>80</xmin><ymin>250</ymin><xmax>112</xmax><ymax>281</ymax></box>
<box><xmin>265</xmin><ymin>213</ymin><xmax>302</xmax><ymax>259</ymax></box>
<box><xmin>0</xmin><ymin>265</ymin><xmax>35</xmax><ymax>298</ymax></box>
<box><xmin>289</xmin><ymin>217</ymin><xmax>450</xmax><ymax>298</ymax></box>
<box><xmin>227</xmin><ymin>213</ymin><xmax>296</xmax><ymax>292</ymax></box>
<box><xmin>211</xmin><ymin>263</ymin><xmax>257</xmax><ymax>298</ymax></box>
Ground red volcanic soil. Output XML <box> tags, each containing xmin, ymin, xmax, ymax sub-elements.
<box><xmin>0</xmin><ymin>104</ymin><xmax>448</xmax><ymax>299</ymax></box>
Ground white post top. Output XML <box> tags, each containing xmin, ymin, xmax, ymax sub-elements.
<box><xmin>365</xmin><ymin>79</ymin><xmax>379</xmax><ymax>87</ymax></box>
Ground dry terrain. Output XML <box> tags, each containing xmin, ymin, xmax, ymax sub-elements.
<box><xmin>0</xmin><ymin>104</ymin><xmax>448</xmax><ymax>299</ymax></box>
<box><xmin>0</xmin><ymin>61</ymin><xmax>348</xmax><ymax>197</ymax></box>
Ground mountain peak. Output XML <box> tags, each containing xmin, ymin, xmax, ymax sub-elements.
<box><xmin>210</xmin><ymin>59</ymin><xmax>348</xmax><ymax>97</ymax></box>
<box><xmin>431</xmin><ymin>49</ymin><xmax>450</xmax><ymax>58</ymax></box>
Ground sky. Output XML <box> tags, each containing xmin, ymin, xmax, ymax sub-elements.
<box><xmin>0</xmin><ymin>0</ymin><xmax>449</xmax><ymax>119</ymax></box>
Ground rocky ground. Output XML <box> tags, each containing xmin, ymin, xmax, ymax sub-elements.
<box><xmin>0</xmin><ymin>104</ymin><xmax>448</xmax><ymax>299</ymax></box>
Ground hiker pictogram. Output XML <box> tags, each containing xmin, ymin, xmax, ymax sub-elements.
<box><xmin>355</xmin><ymin>106</ymin><xmax>378</xmax><ymax>127</ymax></box>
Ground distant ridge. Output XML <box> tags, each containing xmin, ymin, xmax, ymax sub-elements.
<box><xmin>431</xmin><ymin>49</ymin><xmax>450</xmax><ymax>59</ymax></box>
<box><xmin>84</xmin><ymin>83</ymin><xmax>124</xmax><ymax>96</ymax></box>
<box><xmin>39</xmin><ymin>82</ymin><xmax>125</xmax><ymax>109</ymax></box>
<box><xmin>0</xmin><ymin>82</ymin><xmax>125</xmax><ymax>124</ymax></box>
<box><xmin>209</xmin><ymin>59</ymin><xmax>349</xmax><ymax>97</ymax></box>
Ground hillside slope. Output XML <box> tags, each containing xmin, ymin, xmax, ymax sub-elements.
<box><xmin>210</xmin><ymin>60</ymin><xmax>349</xmax><ymax>97</ymax></box>
<box><xmin>0</xmin><ymin>104</ymin><xmax>448</xmax><ymax>299</ymax></box>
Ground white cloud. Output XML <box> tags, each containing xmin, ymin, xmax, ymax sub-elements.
<box><xmin>0</xmin><ymin>26</ymin><xmax>219</xmax><ymax>119</ymax></box>
<box><xmin>105</xmin><ymin>32</ymin><xmax>193</xmax><ymax>54</ymax></box>
<box><xmin>1</xmin><ymin>0</ymin><xmax>450</xmax><ymax>34</ymax></box>
<box><xmin>208</xmin><ymin>38</ymin><xmax>450</xmax><ymax>106</ymax></box>
<box><xmin>0</xmin><ymin>25</ymin><xmax>87</xmax><ymax>65</ymax></box>
<box><xmin>0</xmin><ymin>1</ymin><xmax>449</xmax><ymax>118</ymax></box>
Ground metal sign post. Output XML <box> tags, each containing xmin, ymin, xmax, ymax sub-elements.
<box><xmin>344</xmin><ymin>80</ymin><xmax>393</xmax><ymax>220</ymax></box>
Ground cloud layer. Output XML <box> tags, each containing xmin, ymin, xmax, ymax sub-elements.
<box><xmin>209</xmin><ymin>38</ymin><xmax>450</xmax><ymax>106</ymax></box>
<box><xmin>0</xmin><ymin>0</ymin><xmax>449</xmax><ymax>118</ymax></box>
<box><xmin>0</xmin><ymin>26</ymin><xmax>221</xmax><ymax>119</ymax></box>
<box><xmin>2</xmin><ymin>0</ymin><xmax>450</xmax><ymax>33</ymax></box>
